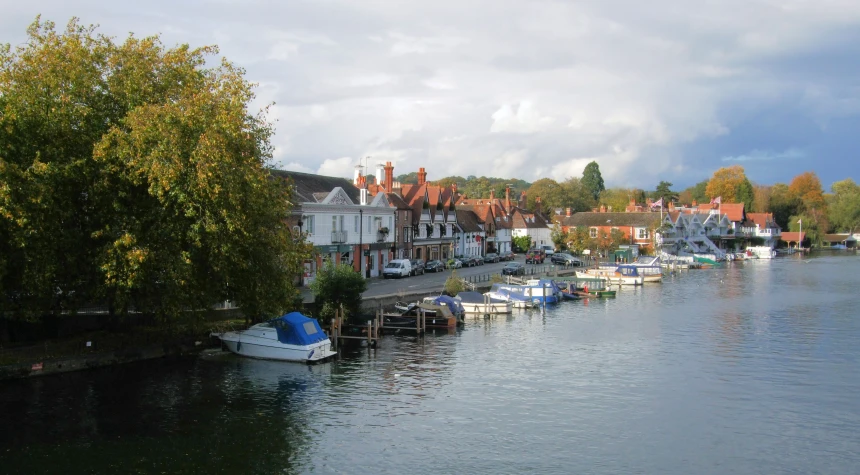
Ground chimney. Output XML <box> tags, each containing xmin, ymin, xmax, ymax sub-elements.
<box><xmin>520</xmin><ymin>191</ymin><xmax>527</xmax><ymax>209</ymax></box>
<box><xmin>376</xmin><ymin>163</ymin><xmax>384</xmax><ymax>186</ymax></box>
<box><xmin>600</xmin><ymin>205</ymin><xmax>606</xmax><ymax>213</ymax></box>
<box><xmin>417</xmin><ymin>167</ymin><xmax>427</xmax><ymax>185</ymax></box>
<box><xmin>452</xmin><ymin>182</ymin><xmax>458</xmax><ymax>195</ymax></box>
<box><xmin>668</xmin><ymin>201</ymin><xmax>675</xmax><ymax>211</ymax></box>
<box><xmin>354</xmin><ymin>164</ymin><xmax>363</xmax><ymax>186</ymax></box>
<box><xmin>490</xmin><ymin>190</ymin><xmax>495</xmax><ymax>201</ymax></box>
<box><xmin>535</xmin><ymin>196</ymin><xmax>542</xmax><ymax>216</ymax></box>
<box><xmin>505</xmin><ymin>186</ymin><xmax>511</xmax><ymax>214</ymax></box>
<box><xmin>692</xmin><ymin>200</ymin><xmax>697</xmax><ymax>207</ymax></box>
<box><xmin>384</xmin><ymin>161</ymin><xmax>394</xmax><ymax>192</ymax></box>
<box><xmin>566</xmin><ymin>207</ymin><xmax>571</xmax><ymax>217</ymax></box>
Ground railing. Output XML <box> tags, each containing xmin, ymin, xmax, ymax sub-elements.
<box><xmin>331</xmin><ymin>230</ymin><xmax>348</xmax><ymax>243</ymax></box>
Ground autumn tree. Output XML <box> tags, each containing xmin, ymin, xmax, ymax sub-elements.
<box><xmin>828</xmin><ymin>179</ymin><xmax>860</xmax><ymax>234</ymax></box>
<box><xmin>705</xmin><ymin>165</ymin><xmax>754</xmax><ymax>208</ymax></box>
<box><xmin>788</xmin><ymin>171</ymin><xmax>826</xmax><ymax>210</ymax></box>
<box><xmin>598</xmin><ymin>188</ymin><xmax>632</xmax><ymax>213</ymax></box>
<box><xmin>0</xmin><ymin>18</ymin><xmax>310</xmax><ymax>321</ymax></box>
<box><xmin>581</xmin><ymin>161</ymin><xmax>605</xmax><ymax>201</ymax></box>
<box><xmin>751</xmin><ymin>185</ymin><xmax>772</xmax><ymax>213</ymax></box>
<box><xmin>680</xmin><ymin>179</ymin><xmax>709</xmax><ymax>205</ymax></box>
<box><xmin>566</xmin><ymin>226</ymin><xmax>591</xmax><ymax>255</ymax></box>
<box><xmin>768</xmin><ymin>183</ymin><xmax>801</xmax><ymax>231</ymax></box>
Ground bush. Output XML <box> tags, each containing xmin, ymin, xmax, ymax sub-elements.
<box><xmin>309</xmin><ymin>261</ymin><xmax>367</xmax><ymax>324</ymax></box>
<box><xmin>444</xmin><ymin>270</ymin><xmax>465</xmax><ymax>296</ymax></box>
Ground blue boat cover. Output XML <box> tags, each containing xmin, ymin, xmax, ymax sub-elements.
<box><xmin>271</xmin><ymin>312</ymin><xmax>329</xmax><ymax>345</ymax></box>
<box><xmin>430</xmin><ymin>295</ymin><xmax>465</xmax><ymax>315</ymax></box>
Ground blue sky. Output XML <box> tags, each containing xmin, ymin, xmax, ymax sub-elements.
<box><xmin>3</xmin><ymin>0</ymin><xmax>858</xmax><ymax>191</ymax></box>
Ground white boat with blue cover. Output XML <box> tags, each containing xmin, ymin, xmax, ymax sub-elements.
<box><xmin>212</xmin><ymin>312</ymin><xmax>337</xmax><ymax>363</ymax></box>
<box><xmin>492</xmin><ymin>279</ymin><xmax>561</xmax><ymax>305</ymax></box>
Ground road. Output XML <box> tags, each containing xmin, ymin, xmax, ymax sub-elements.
<box><xmin>362</xmin><ymin>255</ymin><xmax>576</xmax><ymax>298</ymax></box>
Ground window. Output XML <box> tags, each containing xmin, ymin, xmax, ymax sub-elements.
<box><xmin>590</xmin><ymin>227</ymin><xmax>598</xmax><ymax>238</ymax></box>
<box><xmin>388</xmin><ymin>216</ymin><xmax>393</xmax><ymax>231</ymax></box>
<box><xmin>305</xmin><ymin>215</ymin><xmax>315</xmax><ymax>235</ymax></box>
<box><xmin>354</xmin><ymin>215</ymin><xmax>359</xmax><ymax>233</ymax></box>
<box><xmin>332</xmin><ymin>216</ymin><xmax>338</xmax><ymax>232</ymax></box>
<box><xmin>374</xmin><ymin>217</ymin><xmax>382</xmax><ymax>230</ymax></box>
<box><xmin>403</xmin><ymin>227</ymin><xmax>411</xmax><ymax>242</ymax></box>
<box><xmin>638</xmin><ymin>228</ymin><xmax>649</xmax><ymax>239</ymax></box>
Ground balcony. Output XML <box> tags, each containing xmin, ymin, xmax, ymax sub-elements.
<box><xmin>376</xmin><ymin>231</ymin><xmax>389</xmax><ymax>242</ymax></box>
<box><xmin>331</xmin><ymin>230</ymin><xmax>348</xmax><ymax>243</ymax></box>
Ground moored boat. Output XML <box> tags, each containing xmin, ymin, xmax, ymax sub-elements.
<box><xmin>457</xmin><ymin>291</ymin><xmax>513</xmax><ymax>314</ymax></box>
<box><xmin>576</xmin><ymin>265</ymin><xmax>644</xmax><ymax>285</ymax></box>
<box><xmin>212</xmin><ymin>312</ymin><xmax>337</xmax><ymax>363</ymax></box>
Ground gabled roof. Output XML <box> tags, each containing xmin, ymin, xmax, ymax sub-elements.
<box><xmin>557</xmin><ymin>212</ymin><xmax>660</xmax><ymax>228</ymax></box>
<box><xmin>698</xmin><ymin>202</ymin><xmax>745</xmax><ymax>222</ymax></box>
<box><xmin>456</xmin><ymin>210</ymin><xmax>483</xmax><ymax>233</ymax></box>
<box><xmin>512</xmin><ymin>208</ymin><xmax>550</xmax><ymax>229</ymax></box>
<box><xmin>745</xmin><ymin>212</ymin><xmax>778</xmax><ymax>229</ymax></box>
<box><xmin>385</xmin><ymin>192</ymin><xmax>410</xmax><ymax>210</ymax></box>
<box><xmin>780</xmin><ymin>232</ymin><xmax>805</xmax><ymax>242</ymax></box>
<box><xmin>272</xmin><ymin>170</ymin><xmax>360</xmax><ymax>203</ymax></box>
<box><xmin>823</xmin><ymin>233</ymin><xmax>856</xmax><ymax>242</ymax></box>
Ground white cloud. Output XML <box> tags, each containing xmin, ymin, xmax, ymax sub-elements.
<box><xmin>722</xmin><ymin>148</ymin><xmax>806</xmax><ymax>162</ymax></box>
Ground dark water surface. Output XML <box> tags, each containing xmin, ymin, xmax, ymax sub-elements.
<box><xmin>2</xmin><ymin>254</ymin><xmax>859</xmax><ymax>474</ymax></box>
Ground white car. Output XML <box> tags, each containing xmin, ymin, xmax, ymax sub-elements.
<box><xmin>382</xmin><ymin>259</ymin><xmax>412</xmax><ymax>278</ymax></box>
<box><xmin>447</xmin><ymin>258</ymin><xmax>463</xmax><ymax>269</ymax></box>
<box><xmin>541</xmin><ymin>245</ymin><xmax>555</xmax><ymax>255</ymax></box>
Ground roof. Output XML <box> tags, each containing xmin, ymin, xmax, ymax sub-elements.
<box><xmin>780</xmin><ymin>232</ymin><xmax>806</xmax><ymax>242</ymax></box>
<box><xmin>557</xmin><ymin>212</ymin><xmax>661</xmax><ymax>228</ymax></box>
<box><xmin>823</xmin><ymin>233</ymin><xmax>857</xmax><ymax>242</ymax></box>
<box><xmin>385</xmin><ymin>192</ymin><xmax>410</xmax><ymax>210</ymax></box>
<box><xmin>698</xmin><ymin>202</ymin><xmax>745</xmax><ymax>222</ymax></box>
<box><xmin>745</xmin><ymin>212</ymin><xmax>778</xmax><ymax>229</ymax></box>
<box><xmin>511</xmin><ymin>208</ymin><xmax>550</xmax><ymax>229</ymax></box>
<box><xmin>272</xmin><ymin>169</ymin><xmax>360</xmax><ymax>203</ymax></box>
<box><xmin>456</xmin><ymin>210</ymin><xmax>483</xmax><ymax>233</ymax></box>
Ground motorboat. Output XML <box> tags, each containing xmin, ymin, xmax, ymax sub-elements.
<box><xmin>576</xmin><ymin>265</ymin><xmax>644</xmax><ymax>285</ymax></box>
<box><xmin>212</xmin><ymin>312</ymin><xmax>337</xmax><ymax>363</ymax></box>
<box><xmin>456</xmin><ymin>291</ymin><xmax>513</xmax><ymax>314</ymax></box>
<box><xmin>485</xmin><ymin>284</ymin><xmax>540</xmax><ymax>308</ymax></box>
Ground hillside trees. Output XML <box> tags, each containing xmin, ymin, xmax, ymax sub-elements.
<box><xmin>652</xmin><ymin>181</ymin><xmax>678</xmax><ymax>205</ymax></box>
<box><xmin>0</xmin><ymin>18</ymin><xmax>309</xmax><ymax>321</ymax></box>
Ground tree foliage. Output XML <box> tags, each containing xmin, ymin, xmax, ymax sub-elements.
<box><xmin>581</xmin><ymin>161</ymin><xmax>605</xmax><ymax>201</ymax></box>
<box><xmin>705</xmin><ymin>165</ymin><xmax>753</xmax><ymax>205</ymax></box>
<box><xmin>828</xmin><ymin>179</ymin><xmax>860</xmax><ymax>234</ymax></box>
<box><xmin>565</xmin><ymin>226</ymin><xmax>591</xmax><ymax>255</ymax></box>
<box><xmin>309</xmin><ymin>261</ymin><xmax>366</xmax><ymax>322</ymax></box>
<box><xmin>652</xmin><ymin>181</ymin><xmax>678</xmax><ymax>205</ymax></box>
<box><xmin>768</xmin><ymin>183</ymin><xmax>801</xmax><ymax>231</ymax></box>
<box><xmin>679</xmin><ymin>179</ymin><xmax>709</xmax><ymax>205</ymax></box>
<box><xmin>512</xmin><ymin>235</ymin><xmax>531</xmax><ymax>252</ymax></box>
<box><xmin>0</xmin><ymin>18</ymin><xmax>309</xmax><ymax>321</ymax></box>
<box><xmin>444</xmin><ymin>270</ymin><xmax>465</xmax><ymax>296</ymax></box>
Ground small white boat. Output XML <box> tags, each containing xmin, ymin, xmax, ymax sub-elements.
<box><xmin>486</xmin><ymin>284</ymin><xmax>540</xmax><ymax>308</ymax></box>
<box><xmin>577</xmin><ymin>265</ymin><xmax>644</xmax><ymax>285</ymax></box>
<box><xmin>456</xmin><ymin>291</ymin><xmax>513</xmax><ymax>314</ymax></box>
<box><xmin>212</xmin><ymin>312</ymin><xmax>337</xmax><ymax>363</ymax></box>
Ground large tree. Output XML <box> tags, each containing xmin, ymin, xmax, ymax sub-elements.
<box><xmin>768</xmin><ymin>183</ymin><xmax>801</xmax><ymax>231</ymax></box>
<box><xmin>679</xmin><ymin>179</ymin><xmax>709</xmax><ymax>205</ymax></box>
<box><xmin>0</xmin><ymin>18</ymin><xmax>309</xmax><ymax>321</ymax></box>
<box><xmin>705</xmin><ymin>165</ymin><xmax>754</xmax><ymax>206</ymax></box>
<box><xmin>828</xmin><ymin>179</ymin><xmax>860</xmax><ymax>234</ymax></box>
<box><xmin>581</xmin><ymin>161</ymin><xmax>605</xmax><ymax>201</ymax></box>
<box><xmin>652</xmin><ymin>181</ymin><xmax>679</xmax><ymax>206</ymax></box>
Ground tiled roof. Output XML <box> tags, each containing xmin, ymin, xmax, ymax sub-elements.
<box><xmin>557</xmin><ymin>212</ymin><xmax>661</xmax><ymax>228</ymax></box>
<box><xmin>512</xmin><ymin>209</ymin><xmax>550</xmax><ymax>229</ymax></box>
<box><xmin>698</xmin><ymin>202</ymin><xmax>745</xmax><ymax>222</ymax></box>
<box><xmin>780</xmin><ymin>232</ymin><xmax>805</xmax><ymax>242</ymax></box>
<box><xmin>745</xmin><ymin>212</ymin><xmax>777</xmax><ymax>229</ymax></box>
<box><xmin>823</xmin><ymin>233</ymin><xmax>856</xmax><ymax>242</ymax></box>
<box><xmin>272</xmin><ymin>169</ymin><xmax>360</xmax><ymax>203</ymax></box>
<box><xmin>385</xmin><ymin>192</ymin><xmax>410</xmax><ymax>209</ymax></box>
<box><xmin>456</xmin><ymin>210</ymin><xmax>483</xmax><ymax>233</ymax></box>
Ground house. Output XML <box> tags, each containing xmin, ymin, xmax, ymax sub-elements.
<box><xmin>742</xmin><ymin>212</ymin><xmax>782</xmax><ymax>248</ymax></box>
<box><xmin>275</xmin><ymin>170</ymin><xmax>396</xmax><ymax>282</ymax></box>
<box><xmin>821</xmin><ymin>233</ymin><xmax>857</xmax><ymax>249</ymax></box>
<box><xmin>556</xmin><ymin>210</ymin><xmax>661</xmax><ymax>252</ymax></box>
<box><xmin>455</xmin><ymin>187</ymin><xmax>515</xmax><ymax>255</ymax></box>
<box><xmin>453</xmin><ymin>209</ymin><xmax>485</xmax><ymax>258</ymax></box>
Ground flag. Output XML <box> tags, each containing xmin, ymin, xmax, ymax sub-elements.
<box><xmin>797</xmin><ymin>219</ymin><xmax>802</xmax><ymax>224</ymax></box>
<box><xmin>711</xmin><ymin>196</ymin><xmax>721</xmax><ymax>205</ymax></box>
<box><xmin>651</xmin><ymin>198</ymin><xmax>663</xmax><ymax>208</ymax></box>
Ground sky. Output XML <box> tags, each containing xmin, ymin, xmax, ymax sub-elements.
<box><xmin>3</xmin><ymin>0</ymin><xmax>859</xmax><ymax>191</ymax></box>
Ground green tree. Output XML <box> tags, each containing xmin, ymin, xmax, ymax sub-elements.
<box><xmin>566</xmin><ymin>226</ymin><xmax>591</xmax><ymax>255</ymax></box>
<box><xmin>768</xmin><ymin>183</ymin><xmax>801</xmax><ymax>231</ymax></box>
<box><xmin>581</xmin><ymin>161</ymin><xmax>605</xmax><ymax>201</ymax></box>
<box><xmin>444</xmin><ymin>270</ymin><xmax>465</xmax><ymax>296</ymax></box>
<box><xmin>512</xmin><ymin>235</ymin><xmax>532</xmax><ymax>252</ymax></box>
<box><xmin>309</xmin><ymin>261</ymin><xmax>367</xmax><ymax>323</ymax></box>
<box><xmin>653</xmin><ymin>181</ymin><xmax>679</xmax><ymax>206</ymax></box>
<box><xmin>598</xmin><ymin>188</ymin><xmax>632</xmax><ymax>213</ymax></box>
<box><xmin>0</xmin><ymin>18</ymin><xmax>310</xmax><ymax>322</ymax></box>
<box><xmin>679</xmin><ymin>179</ymin><xmax>709</xmax><ymax>205</ymax></box>
<box><xmin>551</xmin><ymin>223</ymin><xmax>567</xmax><ymax>251</ymax></box>
<box><xmin>559</xmin><ymin>177</ymin><xmax>596</xmax><ymax>213</ymax></box>
<box><xmin>526</xmin><ymin>178</ymin><xmax>564</xmax><ymax>211</ymax></box>
<box><xmin>828</xmin><ymin>179</ymin><xmax>860</xmax><ymax>234</ymax></box>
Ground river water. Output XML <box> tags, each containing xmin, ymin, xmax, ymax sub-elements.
<box><xmin>1</xmin><ymin>253</ymin><xmax>859</xmax><ymax>474</ymax></box>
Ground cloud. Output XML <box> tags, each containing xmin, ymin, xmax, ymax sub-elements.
<box><xmin>3</xmin><ymin>0</ymin><xmax>860</xmax><ymax>187</ymax></box>
<box><xmin>721</xmin><ymin>148</ymin><xmax>806</xmax><ymax>162</ymax></box>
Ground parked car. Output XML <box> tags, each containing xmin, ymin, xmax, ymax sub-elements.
<box><xmin>472</xmin><ymin>256</ymin><xmax>484</xmax><ymax>266</ymax></box>
<box><xmin>483</xmin><ymin>253</ymin><xmax>500</xmax><ymax>263</ymax></box>
<box><xmin>525</xmin><ymin>248</ymin><xmax>546</xmax><ymax>264</ymax></box>
<box><xmin>383</xmin><ymin>259</ymin><xmax>412</xmax><ymax>278</ymax></box>
<box><xmin>425</xmin><ymin>260</ymin><xmax>445</xmax><ymax>272</ymax></box>
<box><xmin>447</xmin><ymin>258</ymin><xmax>463</xmax><ymax>269</ymax></box>
<box><xmin>501</xmin><ymin>262</ymin><xmax>525</xmax><ymax>275</ymax></box>
<box><xmin>500</xmin><ymin>251</ymin><xmax>515</xmax><ymax>261</ymax></box>
<box><xmin>410</xmin><ymin>260</ymin><xmax>425</xmax><ymax>275</ymax></box>
<box><xmin>458</xmin><ymin>257</ymin><xmax>475</xmax><ymax>267</ymax></box>
<box><xmin>541</xmin><ymin>245</ymin><xmax>556</xmax><ymax>255</ymax></box>
<box><xmin>550</xmin><ymin>253</ymin><xmax>583</xmax><ymax>266</ymax></box>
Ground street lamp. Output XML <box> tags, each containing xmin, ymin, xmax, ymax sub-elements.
<box><xmin>359</xmin><ymin>208</ymin><xmax>364</xmax><ymax>277</ymax></box>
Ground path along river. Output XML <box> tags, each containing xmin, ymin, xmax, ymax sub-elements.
<box><xmin>1</xmin><ymin>253</ymin><xmax>858</xmax><ymax>474</ymax></box>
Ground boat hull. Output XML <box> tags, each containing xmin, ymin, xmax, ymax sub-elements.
<box><xmin>460</xmin><ymin>301</ymin><xmax>513</xmax><ymax>314</ymax></box>
<box><xmin>218</xmin><ymin>333</ymin><xmax>336</xmax><ymax>363</ymax></box>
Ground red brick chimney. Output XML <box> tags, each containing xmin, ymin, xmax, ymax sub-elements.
<box><xmin>668</xmin><ymin>201</ymin><xmax>675</xmax><ymax>211</ymax></box>
<box><xmin>490</xmin><ymin>190</ymin><xmax>495</xmax><ymax>201</ymax></box>
<box><xmin>566</xmin><ymin>207</ymin><xmax>571</xmax><ymax>217</ymax></box>
<box><xmin>417</xmin><ymin>167</ymin><xmax>427</xmax><ymax>185</ymax></box>
<box><xmin>452</xmin><ymin>182</ymin><xmax>458</xmax><ymax>195</ymax></box>
<box><xmin>505</xmin><ymin>186</ymin><xmax>511</xmax><ymax>214</ymax></box>
<box><xmin>600</xmin><ymin>205</ymin><xmax>606</xmax><ymax>213</ymax></box>
<box><xmin>535</xmin><ymin>196</ymin><xmax>542</xmax><ymax>216</ymax></box>
<box><xmin>384</xmin><ymin>161</ymin><xmax>394</xmax><ymax>192</ymax></box>
<box><xmin>692</xmin><ymin>200</ymin><xmax>697</xmax><ymax>207</ymax></box>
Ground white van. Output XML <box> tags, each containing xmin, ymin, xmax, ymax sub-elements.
<box><xmin>382</xmin><ymin>259</ymin><xmax>412</xmax><ymax>278</ymax></box>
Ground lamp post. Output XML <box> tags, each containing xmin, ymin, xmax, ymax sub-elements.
<box><xmin>359</xmin><ymin>209</ymin><xmax>364</xmax><ymax>277</ymax></box>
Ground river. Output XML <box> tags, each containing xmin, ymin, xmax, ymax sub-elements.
<box><xmin>1</xmin><ymin>253</ymin><xmax>859</xmax><ymax>474</ymax></box>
